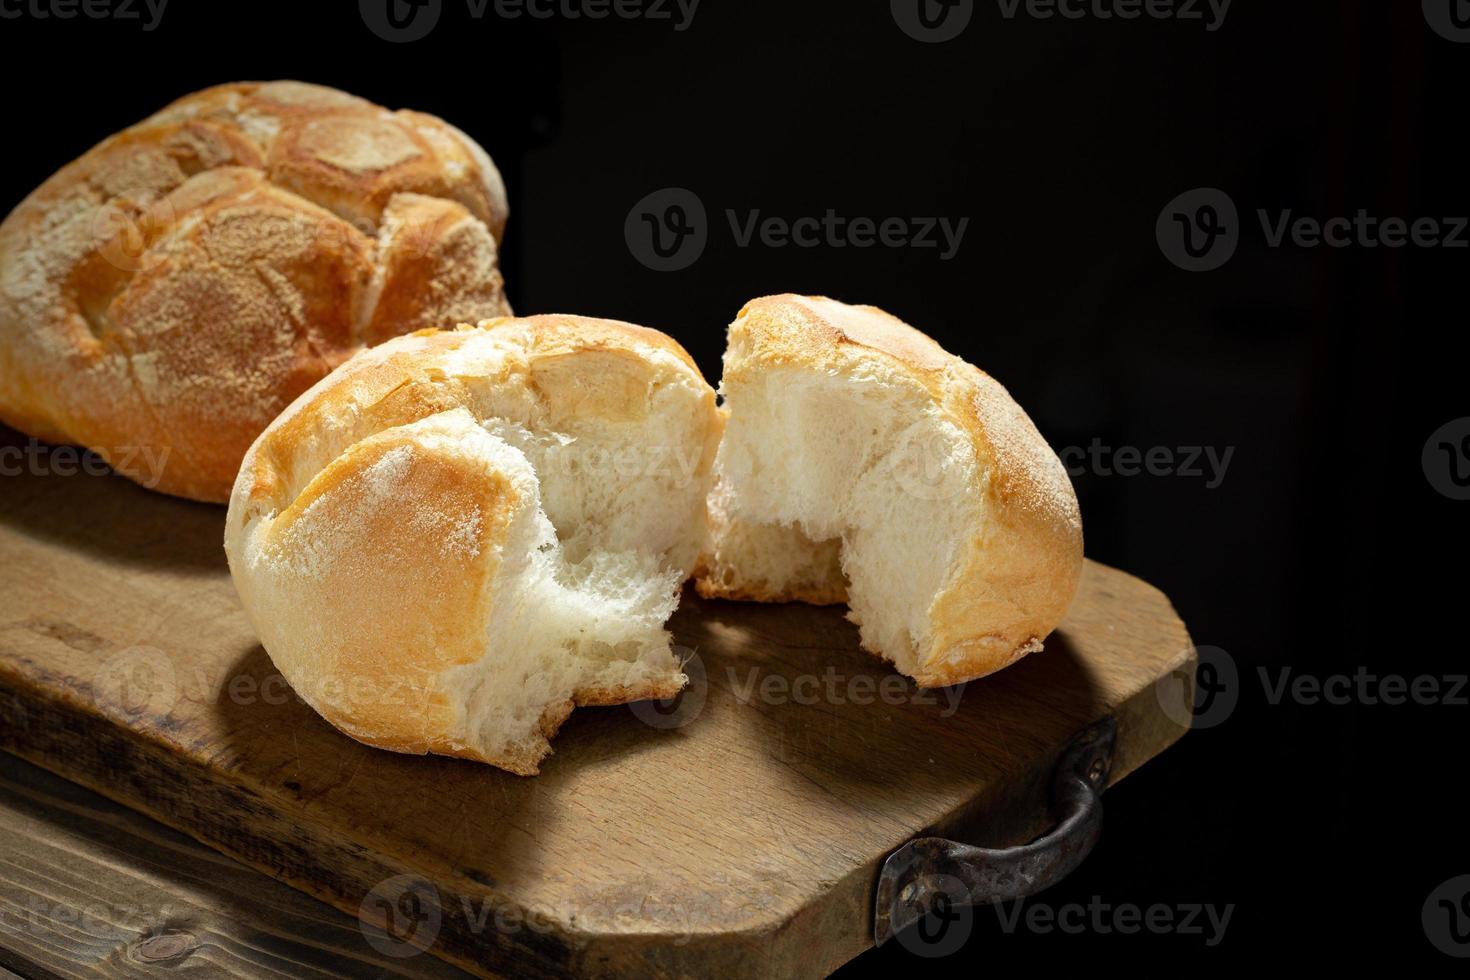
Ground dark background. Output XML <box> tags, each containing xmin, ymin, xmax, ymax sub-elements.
<box><xmin>2</xmin><ymin>0</ymin><xmax>1465</xmax><ymax>972</ymax></box>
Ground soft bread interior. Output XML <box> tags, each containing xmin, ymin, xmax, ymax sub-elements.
<box><xmin>705</xmin><ymin>365</ymin><xmax>983</xmax><ymax>679</ymax></box>
<box><xmin>698</xmin><ymin>295</ymin><xmax>1084</xmax><ymax>688</ymax></box>
<box><xmin>438</xmin><ymin>411</ymin><xmax>687</xmax><ymax>766</ymax></box>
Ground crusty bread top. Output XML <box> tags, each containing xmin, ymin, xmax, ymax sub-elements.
<box><xmin>732</xmin><ymin>293</ymin><xmax>952</xmax><ymax>372</ymax></box>
<box><xmin>0</xmin><ymin>81</ymin><xmax>510</xmax><ymax>502</ymax></box>
<box><xmin>728</xmin><ymin>294</ymin><xmax>1080</xmax><ymax>539</ymax></box>
<box><xmin>137</xmin><ymin>81</ymin><xmax>508</xmax><ymax>239</ymax></box>
<box><xmin>235</xmin><ymin>313</ymin><xmax>714</xmax><ymax>525</ymax></box>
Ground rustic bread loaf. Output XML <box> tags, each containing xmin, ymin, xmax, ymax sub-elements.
<box><xmin>696</xmin><ymin>295</ymin><xmax>1083</xmax><ymax>687</ymax></box>
<box><xmin>0</xmin><ymin>81</ymin><xmax>511</xmax><ymax>502</ymax></box>
<box><xmin>225</xmin><ymin>316</ymin><xmax>722</xmax><ymax>775</ymax></box>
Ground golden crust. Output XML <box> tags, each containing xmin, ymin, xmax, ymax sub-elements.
<box><xmin>696</xmin><ymin>294</ymin><xmax>1084</xmax><ymax>686</ymax></box>
<box><xmin>237</xmin><ymin>315</ymin><xmax>714</xmax><ymax>523</ymax></box>
<box><xmin>573</xmin><ymin>678</ymin><xmax>688</xmax><ymax>708</ymax></box>
<box><xmin>0</xmin><ymin>81</ymin><xmax>511</xmax><ymax>503</ymax></box>
<box><xmin>253</xmin><ymin>417</ymin><xmax>517</xmax><ymax>765</ymax></box>
<box><xmin>507</xmin><ymin>312</ymin><xmax>705</xmax><ymax>376</ymax></box>
<box><xmin>226</xmin><ymin>317</ymin><xmax>718</xmax><ymax>774</ymax></box>
<box><xmin>691</xmin><ymin>572</ymin><xmax>848</xmax><ymax>606</ymax></box>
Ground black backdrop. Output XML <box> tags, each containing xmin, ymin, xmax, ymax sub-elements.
<box><xmin>1</xmin><ymin>0</ymin><xmax>1465</xmax><ymax>973</ymax></box>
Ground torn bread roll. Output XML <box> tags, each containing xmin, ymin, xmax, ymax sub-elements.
<box><xmin>0</xmin><ymin>81</ymin><xmax>511</xmax><ymax>503</ymax></box>
<box><xmin>696</xmin><ymin>295</ymin><xmax>1083</xmax><ymax>687</ymax></box>
<box><xmin>225</xmin><ymin>316</ymin><xmax>722</xmax><ymax>775</ymax></box>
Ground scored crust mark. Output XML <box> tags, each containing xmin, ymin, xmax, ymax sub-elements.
<box><xmin>0</xmin><ymin>81</ymin><xmax>512</xmax><ymax>503</ymax></box>
<box><xmin>783</xmin><ymin>294</ymin><xmax>951</xmax><ymax>372</ymax></box>
<box><xmin>295</xmin><ymin>116</ymin><xmax>424</xmax><ymax>173</ymax></box>
<box><xmin>358</xmin><ymin>195</ymin><xmax>508</xmax><ymax>347</ymax></box>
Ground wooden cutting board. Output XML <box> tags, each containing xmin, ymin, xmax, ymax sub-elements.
<box><xmin>0</xmin><ymin>427</ymin><xmax>1195</xmax><ymax>979</ymax></box>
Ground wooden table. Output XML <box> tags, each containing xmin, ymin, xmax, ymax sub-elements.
<box><xmin>0</xmin><ymin>750</ymin><xmax>468</xmax><ymax>978</ymax></box>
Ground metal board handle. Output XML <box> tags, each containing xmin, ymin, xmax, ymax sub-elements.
<box><xmin>873</xmin><ymin>716</ymin><xmax>1118</xmax><ymax>946</ymax></box>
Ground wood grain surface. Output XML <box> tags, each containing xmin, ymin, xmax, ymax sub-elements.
<box><xmin>0</xmin><ymin>750</ymin><xmax>471</xmax><ymax>978</ymax></box>
<box><xmin>0</xmin><ymin>427</ymin><xmax>1196</xmax><ymax>978</ymax></box>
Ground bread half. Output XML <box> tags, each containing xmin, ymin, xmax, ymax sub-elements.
<box><xmin>696</xmin><ymin>295</ymin><xmax>1083</xmax><ymax>687</ymax></box>
<box><xmin>225</xmin><ymin>316</ymin><xmax>722</xmax><ymax>774</ymax></box>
